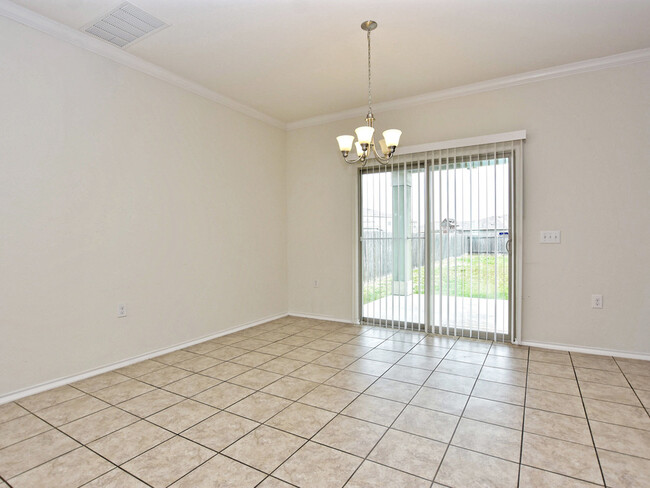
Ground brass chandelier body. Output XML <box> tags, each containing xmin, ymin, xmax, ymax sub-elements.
<box><xmin>336</xmin><ymin>21</ymin><xmax>402</xmax><ymax>165</ymax></box>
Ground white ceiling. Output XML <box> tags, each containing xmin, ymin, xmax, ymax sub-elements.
<box><xmin>11</xmin><ymin>0</ymin><xmax>650</xmax><ymax>123</ymax></box>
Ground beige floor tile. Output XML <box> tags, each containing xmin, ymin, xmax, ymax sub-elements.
<box><xmin>223</xmin><ymin>425</ymin><xmax>304</xmax><ymax>473</ymax></box>
<box><xmin>116</xmin><ymin>359</ymin><xmax>167</xmax><ymax>378</ymax></box>
<box><xmin>528</xmin><ymin>361</ymin><xmax>575</xmax><ymax>379</ymax></box>
<box><xmin>411</xmin><ymin>387</ymin><xmax>468</xmax><ymax>416</ymax></box>
<box><xmin>420</xmin><ymin>335</ymin><xmax>457</xmax><ymax>348</ymax></box>
<box><xmin>9</xmin><ymin>447</ymin><xmax>112</xmax><ymax>488</ymax></box>
<box><xmin>258</xmin><ymin>343</ymin><xmax>298</xmax><ymax>355</ymax></box>
<box><xmin>313</xmin><ymin>352</ymin><xmax>358</xmax><ymax>369</ymax></box>
<box><xmin>84</xmin><ymin>468</ymin><xmax>150</xmax><ymax>487</ymax></box>
<box><xmin>118</xmin><ymin>389</ymin><xmax>184</xmax><ymax>417</ymax></box>
<box><xmin>436</xmin><ymin>359</ymin><xmax>483</xmax><ymax>378</ymax></box>
<box><xmin>37</xmin><ymin>394</ymin><xmax>109</xmax><ymax>426</ymax></box>
<box><xmin>381</xmin><ymin>340</ymin><xmax>420</xmax><ymax>353</ymax></box>
<box><xmin>234</xmin><ymin>338</ymin><xmax>272</xmax><ymax>351</ymax></box>
<box><xmin>489</xmin><ymin>343</ymin><xmax>529</xmax><ymax>359</ymax></box>
<box><xmin>305</xmin><ymin>339</ymin><xmax>341</xmax><ymax>352</ymax></box>
<box><xmin>396</xmin><ymin>353</ymin><xmax>441</xmax><ymax>370</ymax></box>
<box><xmin>206</xmin><ymin>346</ymin><xmax>249</xmax><ymax>361</ymax></box>
<box><xmin>463</xmin><ymin>396</ymin><xmax>524</xmax><ymax>430</ymax></box>
<box><xmin>575</xmin><ymin>368</ymin><xmax>628</xmax><ymax>387</ymax></box>
<box><xmin>72</xmin><ymin>372</ymin><xmax>130</xmax><ymax>393</ymax></box>
<box><xmin>283</xmin><ymin>347</ymin><xmax>325</xmax><ymax>362</ymax></box>
<box><xmin>580</xmin><ymin>382</ymin><xmax>641</xmax><ymax>406</ymax></box>
<box><xmin>183</xmin><ymin>341</ymin><xmax>220</xmax><ymax>355</ymax></box>
<box><xmin>0</xmin><ymin>429</ymin><xmax>79</xmax><ymax>479</ymax></box>
<box><xmin>584</xmin><ymin>397</ymin><xmax>650</xmax><ymax>430</ymax></box>
<box><xmin>226</xmin><ymin>392</ymin><xmax>292</xmax><ymax>423</ymax></box>
<box><xmin>519</xmin><ymin>465</ymin><xmax>600</xmax><ymax>488</ymax></box>
<box><xmin>525</xmin><ymin>388</ymin><xmax>586</xmax><ymax>417</ymax></box>
<box><xmin>365</xmin><ymin>378</ymin><xmax>419</xmax><ymax>403</ymax></box>
<box><xmin>625</xmin><ymin>373</ymin><xmax>650</xmax><ymax>391</ymax></box>
<box><xmin>325</xmin><ymin>370</ymin><xmax>376</xmax><ymax>392</ymax></box>
<box><xmin>435</xmin><ymin>446</ymin><xmax>519</xmax><ymax>488</ymax></box>
<box><xmin>231</xmin><ymin>351</ymin><xmax>276</xmax><ymax>368</ymax></box>
<box><xmin>382</xmin><ymin>365</ymin><xmax>431</xmax><ymax>385</ymax></box>
<box><xmin>122</xmin><ymin>437</ymin><xmax>214</xmax><ymax>487</ymax></box>
<box><xmin>290</xmin><ymin>364</ymin><xmax>339</xmax><ymax>383</ymax></box>
<box><xmin>571</xmin><ymin>354</ymin><xmax>618</xmax><ymax>372</ymax></box>
<box><xmin>524</xmin><ymin>408</ymin><xmax>593</xmax><ymax>445</ymax></box>
<box><xmin>527</xmin><ymin>373</ymin><xmax>580</xmax><ymax>396</ymax></box>
<box><xmin>346</xmin><ymin>460</ymin><xmax>431</xmax><ymax>488</ymax></box>
<box><xmin>258</xmin><ymin>357</ymin><xmax>306</xmax><ymax>375</ymax></box>
<box><xmin>599</xmin><ymin>449</ymin><xmax>650</xmax><ymax>488</ymax></box>
<box><xmin>278</xmin><ymin>336</ymin><xmax>314</xmax><ymax>348</ymax></box>
<box><xmin>171</xmin><ymin>454</ymin><xmax>265</xmax><ymax>488</ymax></box>
<box><xmin>616</xmin><ymin>359</ymin><xmax>650</xmax><ymax>376</ymax></box>
<box><xmin>147</xmin><ymin>399</ymin><xmax>217</xmax><ymax>433</ymax></box>
<box><xmin>257</xmin><ymin>477</ymin><xmax>295</xmax><ymax>488</ymax></box>
<box><xmin>446</xmin><ymin>349</ymin><xmax>487</xmax><ymax>365</ymax></box>
<box><xmin>483</xmin><ymin>355</ymin><xmax>528</xmax><ymax>372</ymax></box>
<box><xmin>230</xmin><ymin>369</ymin><xmax>283</xmax><ymax>390</ymax></box>
<box><xmin>201</xmin><ymin>361</ymin><xmax>251</xmax><ymax>381</ymax></box>
<box><xmin>590</xmin><ymin>421</ymin><xmax>650</xmax><ymax>459</ymax></box>
<box><xmin>637</xmin><ymin>389</ymin><xmax>650</xmax><ymax>409</ymax></box>
<box><xmin>472</xmin><ymin>379</ymin><xmax>525</xmax><ymax>405</ymax></box>
<box><xmin>479</xmin><ymin>366</ymin><xmax>527</xmax><ymax>387</ymax></box>
<box><xmin>424</xmin><ymin>371</ymin><xmax>476</xmax><ymax>394</ymax></box>
<box><xmin>261</xmin><ymin>376</ymin><xmax>319</xmax><ymax>401</ymax></box>
<box><xmin>192</xmin><ymin>382</ymin><xmax>254</xmax><ymax>409</ymax></box>
<box><xmin>0</xmin><ymin>403</ymin><xmax>28</xmax><ymax>425</ymax></box>
<box><xmin>410</xmin><ymin>344</ymin><xmax>451</xmax><ymax>358</ymax></box>
<box><xmin>138</xmin><ymin>366</ymin><xmax>193</xmax><ymax>388</ymax></box>
<box><xmin>393</xmin><ymin>405</ymin><xmax>459</xmax><ymax>442</ymax></box>
<box><xmin>522</xmin><ymin>432</ymin><xmax>602</xmax><ymax>484</ymax></box>
<box><xmin>155</xmin><ymin>350</ymin><xmax>200</xmax><ymax>365</ymax></box>
<box><xmin>347</xmin><ymin>336</ymin><xmax>384</xmax><ymax>347</ymax></box>
<box><xmin>453</xmin><ymin>339</ymin><xmax>491</xmax><ymax>353</ymax></box>
<box><xmin>15</xmin><ymin>385</ymin><xmax>85</xmax><ymax>412</ymax></box>
<box><xmin>266</xmin><ymin>403</ymin><xmax>335</xmax><ymax>438</ymax></box>
<box><xmin>87</xmin><ymin>420</ymin><xmax>173</xmax><ymax>465</ymax></box>
<box><xmin>60</xmin><ymin>406</ymin><xmax>138</xmax><ymax>444</ymax></box>
<box><xmin>162</xmin><ymin>373</ymin><xmax>220</xmax><ymax>397</ymax></box>
<box><xmin>0</xmin><ymin>413</ymin><xmax>50</xmax><ymax>449</ymax></box>
<box><xmin>345</xmin><ymin>358</ymin><xmax>393</xmax><ymax>376</ymax></box>
<box><xmin>174</xmin><ymin>355</ymin><xmax>221</xmax><ymax>373</ymax></box>
<box><xmin>94</xmin><ymin>379</ymin><xmax>155</xmax><ymax>404</ymax></box>
<box><xmin>183</xmin><ymin>411</ymin><xmax>258</xmax><ymax>451</ymax></box>
<box><xmin>313</xmin><ymin>415</ymin><xmax>385</xmax><ymax>457</ymax></box>
<box><xmin>361</xmin><ymin>349</ymin><xmax>404</xmax><ymax>364</ymax></box>
<box><xmin>333</xmin><ymin>344</ymin><xmax>374</xmax><ymax>358</ymax></box>
<box><xmin>299</xmin><ymin>385</ymin><xmax>359</xmax><ymax>412</ymax></box>
<box><xmin>341</xmin><ymin>394</ymin><xmax>404</xmax><ymax>427</ymax></box>
<box><xmin>274</xmin><ymin>441</ymin><xmax>362</xmax><ymax>488</ymax></box>
<box><xmin>452</xmin><ymin>417</ymin><xmax>521</xmax><ymax>462</ymax></box>
<box><xmin>529</xmin><ymin>349</ymin><xmax>572</xmax><ymax>365</ymax></box>
<box><xmin>368</xmin><ymin>428</ymin><xmax>445</xmax><ymax>479</ymax></box>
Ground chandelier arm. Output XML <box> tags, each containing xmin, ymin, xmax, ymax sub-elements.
<box><xmin>370</xmin><ymin>143</ymin><xmax>393</xmax><ymax>164</ymax></box>
<box><xmin>342</xmin><ymin>154</ymin><xmax>364</xmax><ymax>165</ymax></box>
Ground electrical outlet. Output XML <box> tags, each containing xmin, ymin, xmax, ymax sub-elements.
<box><xmin>117</xmin><ymin>303</ymin><xmax>127</xmax><ymax>318</ymax></box>
<box><xmin>313</xmin><ymin>280</ymin><xmax>319</xmax><ymax>288</ymax></box>
<box><xmin>540</xmin><ymin>230</ymin><xmax>561</xmax><ymax>244</ymax></box>
<box><xmin>591</xmin><ymin>295</ymin><xmax>603</xmax><ymax>309</ymax></box>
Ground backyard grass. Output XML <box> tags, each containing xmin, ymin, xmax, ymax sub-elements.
<box><xmin>363</xmin><ymin>254</ymin><xmax>508</xmax><ymax>304</ymax></box>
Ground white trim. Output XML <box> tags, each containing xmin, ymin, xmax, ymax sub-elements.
<box><xmin>0</xmin><ymin>312</ymin><xmax>287</xmax><ymax>405</ymax></box>
<box><xmin>0</xmin><ymin>0</ymin><xmax>285</xmax><ymax>129</ymax></box>
<box><xmin>521</xmin><ymin>340</ymin><xmax>650</xmax><ymax>361</ymax></box>
<box><xmin>287</xmin><ymin>48</ymin><xmax>650</xmax><ymax>131</ymax></box>
<box><xmin>396</xmin><ymin>131</ymin><xmax>527</xmax><ymax>156</ymax></box>
<box><xmin>289</xmin><ymin>311</ymin><xmax>354</xmax><ymax>324</ymax></box>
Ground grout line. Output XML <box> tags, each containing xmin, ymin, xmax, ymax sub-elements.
<box><xmin>516</xmin><ymin>344</ymin><xmax>531</xmax><ymax>487</ymax></box>
<box><xmin>569</xmin><ymin>351</ymin><xmax>607</xmax><ymax>487</ymax></box>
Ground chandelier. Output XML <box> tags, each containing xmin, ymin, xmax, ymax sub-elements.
<box><xmin>336</xmin><ymin>21</ymin><xmax>402</xmax><ymax>165</ymax></box>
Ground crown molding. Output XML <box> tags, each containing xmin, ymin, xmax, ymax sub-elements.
<box><xmin>287</xmin><ymin>47</ymin><xmax>650</xmax><ymax>131</ymax></box>
<box><xmin>0</xmin><ymin>0</ymin><xmax>286</xmax><ymax>129</ymax></box>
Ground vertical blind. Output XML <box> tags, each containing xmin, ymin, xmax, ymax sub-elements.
<box><xmin>360</xmin><ymin>139</ymin><xmax>523</xmax><ymax>341</ymax></box>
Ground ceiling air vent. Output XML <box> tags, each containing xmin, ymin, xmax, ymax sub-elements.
<box><xmin>84</xmin><ymin>2</ymin><xmax>167</xmax><ymax>48</ymax></box>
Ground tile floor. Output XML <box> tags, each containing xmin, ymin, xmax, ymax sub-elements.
<box><xmin>1</xmin><ymin>316</ymin><xmax>649</xmax><ymax>487</ymax></box>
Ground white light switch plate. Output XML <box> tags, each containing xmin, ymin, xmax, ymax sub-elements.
<box><xmin>540</xmin><ymin>231</ymin><xmax>561</xmax><ymax>244</ymax></box>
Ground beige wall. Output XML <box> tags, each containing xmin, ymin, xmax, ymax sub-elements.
<box><xmin>0</xmin><ymin>17</ymin><xmax>287</xmax><ymax>396</ymax></box>
<box><xmin>287</xmin><ymin>61</ymin><xmax>650</xmax><ymax>355</ymax></box>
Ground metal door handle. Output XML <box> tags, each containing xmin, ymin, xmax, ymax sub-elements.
<box><xmin>506</xmin><ymin>239</ymin><xmax>512</xmax><ymax>253</ymax></box>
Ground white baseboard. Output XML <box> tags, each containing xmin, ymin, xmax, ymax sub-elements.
<box><xmin>0</xmin><ymin>312</ymin><xmax>288</xmax><ymax>405</ymax></box>
<box><xmin>521</xmin><ymin>340</ymin><xmax>650</xmax><ymax>361</ymax></box>
<box><xmin>288</xmin><ymin>311</ymin><xmax>354</xmax><ymax>325</ymax></box>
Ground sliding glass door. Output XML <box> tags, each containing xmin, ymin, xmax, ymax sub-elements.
<box><xmin>359</xmin><ymin>141</ymin><xmax>520</xmax><ymax>341</ymax></box>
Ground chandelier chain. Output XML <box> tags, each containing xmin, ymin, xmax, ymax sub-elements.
<box><xmin>367</xmin><ymin>30</ymin><xmax>372</xmax><ymax>112</ymax></box>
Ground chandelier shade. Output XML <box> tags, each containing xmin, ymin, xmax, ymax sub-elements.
<box><xmin>336</xmin><ymin>21</ymin><xmax>402</xmax><ymax>165</ymax></box>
